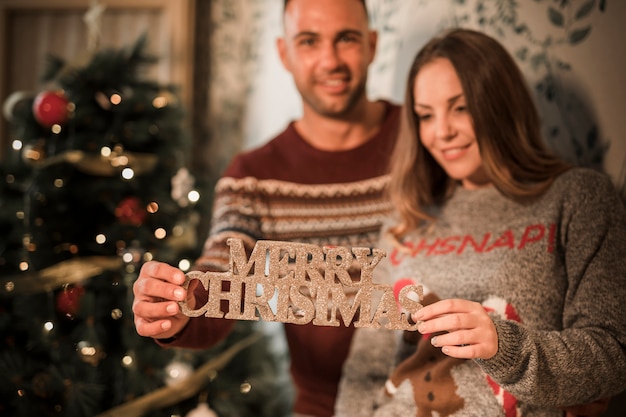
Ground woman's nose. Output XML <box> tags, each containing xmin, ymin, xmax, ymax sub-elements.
<box><xmin>435</xmin><ymin>116</ymin><xmax>455</xmax><ymax>141</ymax></box>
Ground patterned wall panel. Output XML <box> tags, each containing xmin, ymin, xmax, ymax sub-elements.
<box><xmin>207</xmin><ymin>0</ymin><xmax>625</xmax><ymax>192</ymax></box>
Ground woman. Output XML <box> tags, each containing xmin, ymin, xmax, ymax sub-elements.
<box><xmin>335</xmin><ymin>28</ymin><xmax>626</xmax><ymax>417</ymax></box>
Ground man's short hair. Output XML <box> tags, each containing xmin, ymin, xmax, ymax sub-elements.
<box><xmin>283</xmin><ymin>0</ymin><xmax>368</xmax><ymax>15</ymax></box>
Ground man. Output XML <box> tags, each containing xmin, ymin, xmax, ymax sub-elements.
<box><xmin>133</xmin><ymin>1</ymin><xmax>401</xmax><ymax>416</ymax></box>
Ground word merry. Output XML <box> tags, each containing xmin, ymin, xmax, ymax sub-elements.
<box><xmin>390</xmin><ymin>223</ymin><xmax>556</xmax><ymax>264</ymax></box>
<box><xmin>179</xmin><ymin>238</ymin><xmax>422</xmax><ymax>330</ymax></box>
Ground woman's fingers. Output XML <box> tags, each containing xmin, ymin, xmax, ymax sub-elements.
<box><xmin>415</xmin><ymin>299</ymin><xmax>498</xmax><ymax>359</ymax></box>
<box><xmin>415</xmin><ymin>298</ymin><xmax>476</xmax><ymax>321</ymax></box>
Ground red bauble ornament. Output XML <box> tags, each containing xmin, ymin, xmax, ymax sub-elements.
<box><xmin>115</xmin><ymin>196</ymin><xmax>147</xmax><ymax>226</ymax></box>
<box><xmin>32</xmin><ymin>90</ymin><xmax>71</xmax><ymax>127</ymax></box>
<box><xmin>56</xmin><ymin>284</ymin><xmax>85</xmax><ymax>317</ymax></box>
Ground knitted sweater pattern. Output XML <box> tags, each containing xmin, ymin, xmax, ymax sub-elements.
<box><xmin>195</xmin><ymin>101</ymin><xmax>400</xmax><ymax>272</ymax></box>
<box><xmin>166</xmin><ymin>101</ymin><xmax>401</xmax><ymax>417</ymax></box>
<box><xmin>336</xmin><ymin>167</ymin><xmax>626</xmax><ymax>417</ymax></box>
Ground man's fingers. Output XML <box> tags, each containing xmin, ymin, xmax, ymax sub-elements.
<box><xmin>133</xmin><ymin>299</ymin><xmax>180</xmax><ymax>319</ymax></box>
<box><xmin>134</xmin><ymin>316</ymin><xmax>172</xmax><ymax>337</ymax></box>
<box><xmin>140</xmin><ymin>261</ymin><xmax>186</xmax><ymax>284</ymax></box>
<box><xmin>133</xmin><ymin>274</ymin><xmax>187</xmax><ymax>302</ymax></box>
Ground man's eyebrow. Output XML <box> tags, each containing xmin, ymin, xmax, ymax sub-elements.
<box><xmin>292</xmin><ymin>29</ymin><xmax>363</xmax><ymax>41</ymax></box>
<box><xmin>292</xmin><ymin>31</ymin><xmax>318</xmax><ymax>40</ymax></box>
<box><xmin>335</xmin><ymin>29</ymin><xmax>363</xmax><ymax>38</ymax></box>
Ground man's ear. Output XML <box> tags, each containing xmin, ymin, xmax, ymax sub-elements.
<box><xmin>368</xmin><ymin>30</ymin><xmax>378</xmax><ymax>65</ymax></box>
<box><xmin>276</xmin><ymin>37</ymin><xmax>291</xmax><ymax>72</ymax></box>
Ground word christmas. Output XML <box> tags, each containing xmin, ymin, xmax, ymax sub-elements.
<box><xmin>179</xmin><ymin>239</ymin><xmax>422</xmax><ymax>330</ymax></box>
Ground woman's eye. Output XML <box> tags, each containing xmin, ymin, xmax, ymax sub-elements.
<box><xmin>417</xmin><ymin>114</ymin><xmax>431</xmax><ymax>121</ymax></box>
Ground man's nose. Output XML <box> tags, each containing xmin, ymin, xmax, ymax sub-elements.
<box><xmin>319</xmin><ymin>42</ymin><xmax>341</xmax><ymax>69</ymax></box>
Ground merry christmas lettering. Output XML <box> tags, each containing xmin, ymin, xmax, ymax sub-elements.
<box><xmin>179</xmin><ymin>238</ymin><xmax>422</xmax><ymax>330</ymax></box>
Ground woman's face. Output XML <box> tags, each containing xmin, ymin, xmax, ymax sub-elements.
<box><xmin>413</xmin><ymin>57</ymin><xmax>490</xmax><ymax>189</ymax></box>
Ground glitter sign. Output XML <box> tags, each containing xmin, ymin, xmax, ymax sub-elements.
<box><xmin>179</xmin><ymin>238</ymin><xmax>422</xmax><ymax>330</ymax></box>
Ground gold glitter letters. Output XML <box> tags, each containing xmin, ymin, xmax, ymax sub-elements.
<box><xmin>179</xmin><ymin>239</ymin><xmax>422</xmax><ymax>330</ymax></box>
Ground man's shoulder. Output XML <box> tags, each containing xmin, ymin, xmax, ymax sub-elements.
<box><xmin>383</xmin><ymin>99</ymin><xmax>401</xmax><ymax>112</ymax></box>
<box><xmin>223</xmin><ymin>100</ymin><xmax>401</xmax><ymax>180</ymax></box>
<box><xmin>224</xmin><ymin>123</ymin><xmax>297</xmax><ymax>179</ymax></box>
<box><xmin>380</xmin><ymin>99</ymin><xmax>402</xmax><ymax>115</ymax></box>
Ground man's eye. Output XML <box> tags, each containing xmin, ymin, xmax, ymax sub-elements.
<box><xmin>298</xmin><ymin>38</ymin><xmax>315</xmax><ymax>46</ymax></box>
<box><xmin>339</xmin><ymin>35</ymin><xmax>357</xmax><ymax>43</ymax></box>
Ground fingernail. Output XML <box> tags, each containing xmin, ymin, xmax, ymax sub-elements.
<box><xmin>418</xmin><ymin>323</ymin><xmax>426</xmax><ymax>333</ymax></box>
<box><xmin>414</xmin><ymin>310</ymin><xmax>424</xmax><ymax>320</ymax></box>
<box><xmin>166</xmin><ymin>303</ymin><xmax>178</xmax><ymax>314</ymax></box>
<box><xmin>174</xmin><ymin>272</ymin><xmax>185</xmax><ymax>284</ymax></box>
<box><xmin>161</xmin><ymin>320</ymin><xmax>171</xmax><ymax>330</ymax></box>
<box><xmin>442</xmin><ymin>346</ymin><xmax>449</xmax><ymax>355</ymax></box>
<box><xmin>431</xmin><ymin>336</ymin><xmax>438</xmax><ymax>346</ymax></box>
<box><xmin>174</xmin><ymin>289</ymin><xmax>185</xmax><ymax>300</ymax></box>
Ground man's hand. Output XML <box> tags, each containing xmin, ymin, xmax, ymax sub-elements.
<box><xmin>132</xmin><ymin>261</ymin><xmax>191</xmax><ymax>340</ymax></box>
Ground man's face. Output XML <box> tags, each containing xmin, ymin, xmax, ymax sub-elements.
<box><xmin>278</xmin><ymin>0</ymin><xmax>377</xmax><ymax>118</ymax></box>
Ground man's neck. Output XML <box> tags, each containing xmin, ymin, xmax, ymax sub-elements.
<box><xmin>295</xmin><ymin>100</ymin><xmax>386</xmax><ymax>151</ymax></box>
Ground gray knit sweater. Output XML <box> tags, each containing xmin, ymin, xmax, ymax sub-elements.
<box><xmin>335</xmin><ymin>167</ymin><xmax>626</xmax><ymax>417</ymax></box>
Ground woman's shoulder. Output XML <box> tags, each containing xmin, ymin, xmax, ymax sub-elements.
<box><xmin>552</xmin><ymin>167</ymin><xmax>625</xmax><ymax>212</ymax></box>
<box><xmin>558</xmin><ymin>166</ymin><xmax>608</xmax><ymax>181</ymax></box>
<box><xmin>555</xmin><ymin>167</ymin><xmax>619</xmax><ymax>196</ymax></box>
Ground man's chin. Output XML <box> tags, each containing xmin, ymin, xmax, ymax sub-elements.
<box><xmin>303</xmin><ymin>89</ymin><xmax>367</xmax><ymax>118</ymax></box>
<box><xmin>310</xmin><ymin>100</ymin><xmax>355</xmax><ymax>118</ymax></box>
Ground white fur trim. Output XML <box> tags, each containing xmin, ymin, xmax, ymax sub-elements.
<box><xmin>385</xmin><ymin>379</ymin><xmax>398</xmax><ymax>395</ymax></box>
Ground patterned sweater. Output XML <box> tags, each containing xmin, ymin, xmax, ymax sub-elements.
<box><xmin>335</xmin><ymin>167</ymin><xmax>626</xmax><ymax>417</ymax></box>
<box><xmin>162</xmin><ymin>101</ymin><xmax>401</xmax><ymax>417</ymax></box>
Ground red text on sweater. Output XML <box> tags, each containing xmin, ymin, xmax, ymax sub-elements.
<box><xmin>390</xmin><ymin>223</ymin><xmax>556</xmax><ymax>265</ymax></box>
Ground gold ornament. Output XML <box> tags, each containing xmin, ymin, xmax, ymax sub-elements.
<box><xmin>95</xmin><ymin>333</ymin><xmax>261</xmax><ymax>417</ymax></box>
<box><xmin>26</xmin><ymin>149</ymin><xmax>157</xmax><ymax>176</ymax></box>
<box><xmin>0</xmin><ymin>256</ymin><xmax>122</xmax><ymax>295</ymax></box>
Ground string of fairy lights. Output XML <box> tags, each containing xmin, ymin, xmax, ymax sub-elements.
<box><xmin>3</xmin><ymin>85</ymin><xmax>201</xmax><ymax>280</ymax></box>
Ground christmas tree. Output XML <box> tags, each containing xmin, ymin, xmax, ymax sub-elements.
<box><xmin>0</xmin><ymin>33</ymin><xmax>292</xmax><ymax>417</ymax></box>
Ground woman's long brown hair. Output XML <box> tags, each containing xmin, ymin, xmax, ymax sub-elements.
<box><xmin>388</xmin><ymin>28</ymin><xmax>570</xmax><ymax>237</ymax></box>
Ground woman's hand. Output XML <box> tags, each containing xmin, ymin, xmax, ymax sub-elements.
<box><xmin>412</xmin><ymin>298</ymin><xmax>498</xmax><ymax>359</ymax></box>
